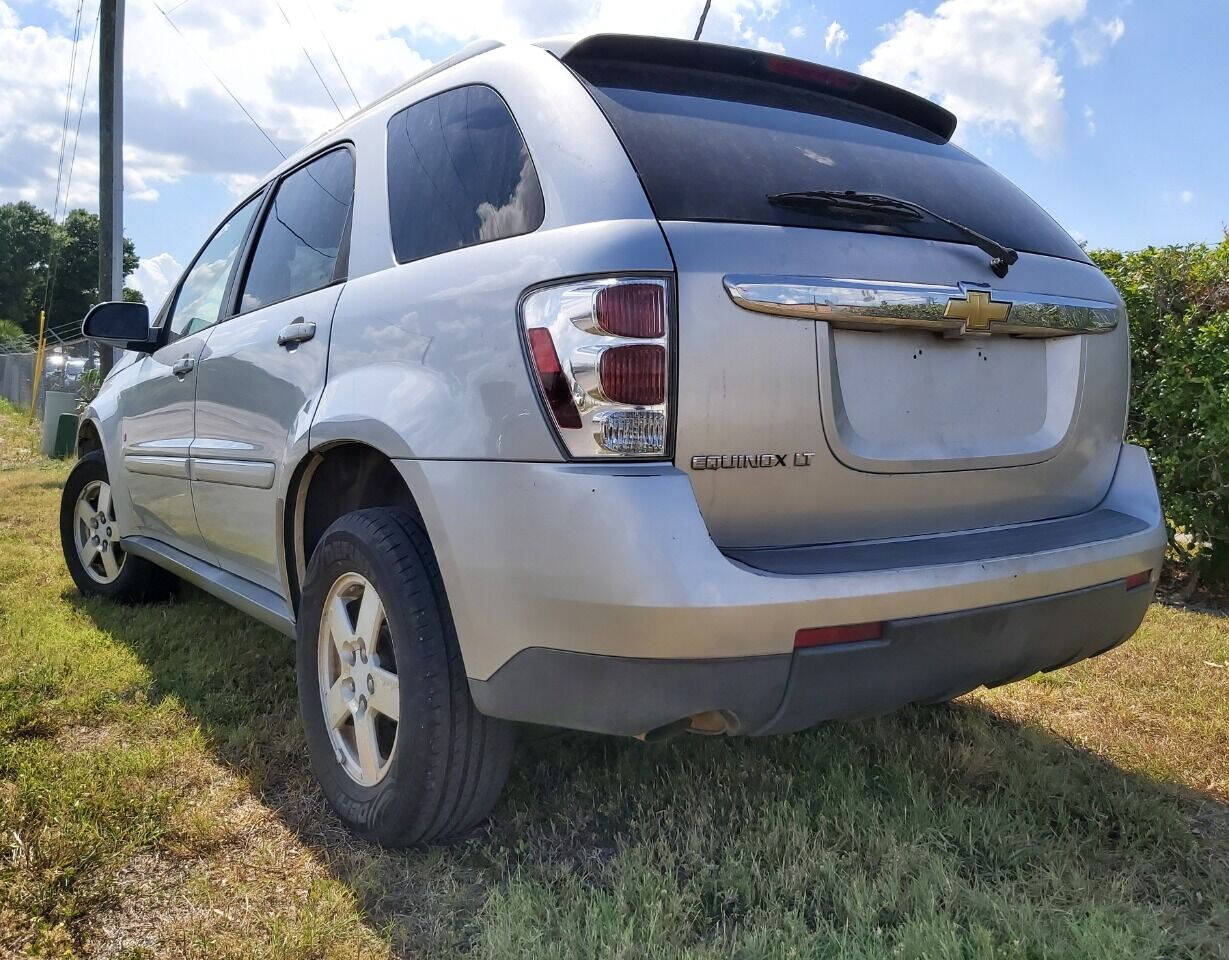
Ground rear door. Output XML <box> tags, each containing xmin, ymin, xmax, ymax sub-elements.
<box><xmin>190</xmin><ymin>146</ymin><xmax>355</xmax><ymax>593</ymax></box>
<box><xmin>119</xmin><ymin>193</ymin><xmax>261</xmax><ymax>559</ymax></box>
<box><xmin>569</xmin><ymin>47</ymin><xmax>1128</xmax><ymax>549</ymax></box>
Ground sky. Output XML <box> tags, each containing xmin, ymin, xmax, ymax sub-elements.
<box><xmin>1</xmin><ymin>0</ymin><xmax>1225</xmax><ymax>312</ymax></box>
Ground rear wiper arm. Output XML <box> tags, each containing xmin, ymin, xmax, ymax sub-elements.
<box><xmin>767</xmin><ymin>189</ymin><xmax>1020</xmax><ymax>278</ymax></box>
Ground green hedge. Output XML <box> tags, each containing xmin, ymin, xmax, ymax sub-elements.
<box><xmin>1092</xmin><ymin>238</ymin><xmax>1229</xmax><ymax>583</ymax></box>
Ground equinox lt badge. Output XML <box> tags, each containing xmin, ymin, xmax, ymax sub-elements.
<box><xmin>690</xmin><ymin>452</ymin><xmax>815</xmax><ymax>470</ymax></box>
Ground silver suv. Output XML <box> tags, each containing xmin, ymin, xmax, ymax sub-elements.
<box><xmin>61</xmin><ymin>35</ymin><xmax>1165</xmax><ymax>845</ymax></box>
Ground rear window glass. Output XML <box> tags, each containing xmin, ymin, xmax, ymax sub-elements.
<box><xmin>576</xmin><ymin>61</ymin><xmax>1086</xmax><ymax>263</ymax></box>
<box><xmin>386</xmin><ymin>84</ymin><xmax>545</xmax><ymax>264</ymax></box>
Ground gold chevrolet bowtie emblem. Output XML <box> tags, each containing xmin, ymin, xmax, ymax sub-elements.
<box><xmin>943</xmin><ymin>289</ymin><xmax>1011</xmax><ymax>334</ymax></box>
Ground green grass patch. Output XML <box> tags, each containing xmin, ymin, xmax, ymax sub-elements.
<box><xmin>0</xmin><ymin>403</ymin><xmax>1226</xmax><ymax>957</ymax></box>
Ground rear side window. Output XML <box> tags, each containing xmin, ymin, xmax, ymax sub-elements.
<box><xmin>574</xmin><ymin>60</ymin><xmax>1087</xmax><ymax>263</ymax></box>
<box><xmin>239</xmin><ymin>147</ymin><xmax>355</xmax><ymax>313</ymax></box>
<box><xmin>386</xmin><ymin>84</ymin><xmax>544</xmax><ymax>264</ymax></box>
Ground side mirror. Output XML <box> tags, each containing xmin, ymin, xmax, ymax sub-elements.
<box><xmin>82</xmin><ymin>301</ymin><xmax>158</xmax><ymax>353</ymax></box>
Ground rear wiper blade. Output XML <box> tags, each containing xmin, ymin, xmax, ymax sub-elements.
<box><xmin>767</xmin><ymin>189</ymin><xmax>1020</xmax><ymax>278</ymax></box>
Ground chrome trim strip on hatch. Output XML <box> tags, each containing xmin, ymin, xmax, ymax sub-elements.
<box><xmin>723</xmin><ymin>276</ymin><xmax>1120</xmax><ymax>338</ymax></box>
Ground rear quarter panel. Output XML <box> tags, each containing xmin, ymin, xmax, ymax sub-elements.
<box><xmin>315</xmin><ymin>44</ymin><xmax>674</xmax><ymax>460</ymax></box>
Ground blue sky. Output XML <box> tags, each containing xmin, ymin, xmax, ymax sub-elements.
<box><xmin>2</xmin><ymin>0</ymin><xmax>1225</xmax><ymax>309</ymax></box>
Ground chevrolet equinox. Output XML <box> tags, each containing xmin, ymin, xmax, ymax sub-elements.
<box><xmin>62</xmin><ymin>35</ymin><xmax>1165</xmax><ymax>845</ymax></box>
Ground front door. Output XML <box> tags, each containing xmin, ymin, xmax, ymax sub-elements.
<box><xmin>191</xmin><ymin>146</ymin><xmax>355</xmax><ymax>594</ymax></box>
<box><xmin>120</xmin><ymin>193</ymin><xmax>261</xmax><ymax>559</ymax></box>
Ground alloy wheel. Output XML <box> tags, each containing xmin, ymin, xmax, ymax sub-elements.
<box><xmin>73</xmin><ymin>479</ymin><xmax>125</xmax><ymax>584</ymax></box>
<box><xmin>317</xmin><ymin>572</ymin><xmax>401</xmax><ymax>786</ymax></box>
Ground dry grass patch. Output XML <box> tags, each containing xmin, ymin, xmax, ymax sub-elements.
<box><xmin>0</xmin><ymin>398</ymin><xmax>41</xmax><ymax>470</ymax></box>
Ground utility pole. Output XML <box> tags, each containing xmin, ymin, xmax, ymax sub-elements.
<box><xmin>98</xmin><ymin>0</ymin><xmax>124</xmax><ymax>377</ymax></box>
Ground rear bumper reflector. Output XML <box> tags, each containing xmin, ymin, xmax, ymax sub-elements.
<box><xmin>1124</xmin><ymin>569</ymin><xmax>1153</xmax><ymax>591</ymax></box>
<box><xmin>794</xmin><ymin>621</ymin><xmax>883</xmax><ymax>649</ymax></box>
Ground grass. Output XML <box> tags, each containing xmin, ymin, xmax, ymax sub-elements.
<box><xmin>0</xmin><ymin>396</ymin><xmax>1226</xmax><ymax>958</ymax></box>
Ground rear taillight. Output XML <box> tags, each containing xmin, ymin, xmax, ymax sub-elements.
<box><xmin>521</xmin><ymin>277</ymin><xmax>672</xmax><ymax>458</ymax></box>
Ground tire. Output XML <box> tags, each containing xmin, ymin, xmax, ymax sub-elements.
<box><xmin>296</xmin><ymin>506</ymin><xmax>516</xmax><ymax>846</ymax></box>
<box><xmin>60</xmin><ymin>450</ymin><xmax>178</xmax><ymax>603</ymax></box>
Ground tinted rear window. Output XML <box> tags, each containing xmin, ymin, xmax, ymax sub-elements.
<box><xmin>386</xmin><ymin>84</ymin><xmax>545</xmax><ymax>264</ymax></box>
<box><xmin>577</xmin><ymin>61</ymin><xmax>1086</xmax><ymax>263</ymax></box>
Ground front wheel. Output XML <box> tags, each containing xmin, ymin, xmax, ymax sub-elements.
<box><xmin>296</xmin><ymin>507</ymin><xmax>516</xmax><ymax>846</ymax></box>
<box><xmin>59</xmin><ymin>451</ymin><xmax>178</xmax><ymax>603</ymax></box>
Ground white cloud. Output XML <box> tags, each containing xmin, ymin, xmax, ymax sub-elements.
<box><xmin>1073</xmin><ymin>16</ymin><xmax>1124</xmax><ymax>66</ymax></box>
<box><xmin>0</xmin><ymin>0</ymin><xmax>786</xmax><ymax>222</ymax></box>
<box><xmin>789</xmin><ymin>24</ymin><xmax>805</xmax><ymax>39</ymax></box>
<box><xmin>756</xmin><ymin>36</ymin><xmax>785</xmax><ymax>53</ymax></box>
<box><xmin>1084</xmin><ymin>104</ymin><xmax>1095</xmax><ymax>135</ymax></box>
<box><xmin>824</xmin><ymin>20</ymin><xmax>848</xmax><ymax>56</ymax></box>
<box><xmin>1181</xmin><ymin>190</ymin><xmax>1194</xmax><ymax>204</ymax></box>
<box><xmin>859</xmin><ymin>0</ymin><xmax>1091</xmax><ymax>154</ymax></box>
<box><xmin>130</xmin><ymin>251</ymin><xmax>183</xmax><ymax>312</ymax></box>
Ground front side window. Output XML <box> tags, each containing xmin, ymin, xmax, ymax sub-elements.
<box><xmin>239</xmin><ymin>147</ymin><xmax>355</xmax><ymax>313</ymax></box>
<box><xmin>165</xmin><ymin>195</ymin><xmax>260</xmax><ymax>340</ymax></box>
<box><xmin>387</xmin><ymin>84</ymin><xmax>544</xmax><ymax>264</ymax></box>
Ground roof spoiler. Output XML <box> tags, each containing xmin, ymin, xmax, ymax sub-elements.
<box><xmin>559</xmin><ymin>34</ymin><xmax>957</xmax><ymax>143</ymax></box>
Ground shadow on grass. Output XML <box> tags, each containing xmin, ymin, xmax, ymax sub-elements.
<box><xmin>71</xmin><ymin>584</ymin><xmax>1229</xmax><ymax>957</ymax></box>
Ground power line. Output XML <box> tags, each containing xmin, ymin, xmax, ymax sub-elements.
<box><xmin>62</xmin><ymin>3</ymin><xmax>102</xmax><ymax>214</ymax></box>
<box><xmin>41</xmin><ymin>0</ymin><xmax>88</xmax><ymax>329</ymax></box>
<box><xmin>302</xmin><ymin>0</ymin><xmax>361</xmax><ymax>110</ymax></box>
<box><xmin>149</xmin><ymin>0</ymin><xmax>287</xmax><ymax>159</ymax></box>
<box><xmin>273</xmin><ymin>0</ymin><xmax>344</xmax><ymax>119</ymax></box>
<box><xmin>43</xmin><ymin>1</ymin><xmax>101</xmax><ymax>331</ymax></box>
<box><xmin>51</xmin><ymin>0</ymin><xmax>87</xmax><ymax>223</ymax></box>
<box><xmin>693</xmin><ymin>0</ymin><xmax>712</xmax><ymax>41</ymax></box>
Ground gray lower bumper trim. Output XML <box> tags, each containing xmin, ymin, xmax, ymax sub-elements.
<box><xmin>469</xmin><ymin>649</ymin><xmax>790</xmax><ymax>737</ymax></box>
<box><xmin>469</xmin><ymin>578</ymin><xmax>1152</xmax><ymax>737</ymax></box>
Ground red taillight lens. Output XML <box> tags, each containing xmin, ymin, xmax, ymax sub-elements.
<box><xmin>794</xmin><ymin>621</ymin><xmax>883</xmax><ymax>648</ymax></box>
<box><xmin>527</xmin><ymin>327</ymin><xmax>582</xmax><ymax>429</ymax></box>
<box><xmin>599</xmin><ymin>344</ymin><xmax>666</xmax><ymax>405</ymax></box>
<box><xmin>1124</xmin><ymin>569</ymin><xmax>1152</xmax><ymax>591</ymax></box>
<box><xmin>594</xmin><ymin>282</ymin><xmax>666</xmax><ymax>338</ymax></box>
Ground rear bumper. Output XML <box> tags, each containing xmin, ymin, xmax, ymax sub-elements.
<box><xmin>394</xmin><ymin>443</ymin><xmax>1164</xmax><ymax>734</ymax></box>
<box><xmin>468</xmin><ymin>577</ymin><xmax>1153</xmax><ymax>736</ymax></box>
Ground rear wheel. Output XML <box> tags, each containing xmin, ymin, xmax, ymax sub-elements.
<box><xmin>59</xmin><ymin>451</ymin><xmax>177</xmax><ymax>603</ymax></box>
<box><xmin>296</xmin><ymin>507</ymin><xmax>516</xmax><ymax>846</ymax></box>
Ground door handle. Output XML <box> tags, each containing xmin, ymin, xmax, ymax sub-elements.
<box><xmin>277</xmin><ymin>319</ymin><xmax>316</xmax><ymax>347</ymax></box>
<box><xmin>172</xmin><ymin>356</ymin><xmax>195</xmax><ymax>377</ymax></box>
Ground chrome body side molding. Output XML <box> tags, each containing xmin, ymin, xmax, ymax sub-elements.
<box><xmin>723</xmin><ymin>275</ymin><xmax>1120</xmax><ymax>338</ymax></box>
<box><xmin>190</xmin><ymin>457</ymin><xmax>276</xmax><ymax>489</ymax></box>
<box><xmin>123</xmin><ymin>454</ymin><xmax>190</xmax><ymax>479</ymax></box>
<box><xmin>122</xmin><ymin>535</ymin><xmax>295</xmax><ymax>636</ymax></box>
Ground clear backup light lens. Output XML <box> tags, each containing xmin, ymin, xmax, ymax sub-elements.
<box><xmin>520</xmin><ymin>277</ymin><xmax>672</xmax><ymax>459</ymax></box>
<box><xmin>594</xmin><ymin>410</ymin><xmax>667</xmax><ymax>454</ymax></box>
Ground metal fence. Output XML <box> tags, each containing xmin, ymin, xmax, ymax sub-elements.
<box><xmin>0</xmin><ymin>336</ymin><xmax>100</xmax><ymax>418</ymax></box>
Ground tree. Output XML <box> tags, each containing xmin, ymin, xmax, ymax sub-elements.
<box><xmin>0</xmin><ymin>202</ymin><xmax>140</xmax><ymax>338</ymax></box>
<box><xmin>0</xmin><ymin>202</ymin><xmax>55</xmax><ymax>330</ymax></box>
<box><xmin>47</xmin><ymin>208</ymin><xmax>140</xmax><ymax>336</ymax></box>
